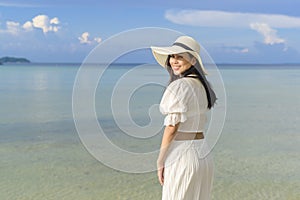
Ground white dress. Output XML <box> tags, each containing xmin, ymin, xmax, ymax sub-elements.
<box><xmin>160</xmin><ymin>77</ymin><xmax>214</xmax><ymax>200</ymax></box>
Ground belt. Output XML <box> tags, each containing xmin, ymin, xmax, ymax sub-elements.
<box><xmin>174</xmin><ymin>132</ymin><xmax>204</xmax><ymax>141</ymax></box>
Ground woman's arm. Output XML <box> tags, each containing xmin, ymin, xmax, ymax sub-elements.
<box><xmin>157</xmin><ymin>123</ymin><xmax>179</xmax><ymax>185</ymax></box>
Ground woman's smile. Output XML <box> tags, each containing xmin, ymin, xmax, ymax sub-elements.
<box><xmin>172</xmin><ymin>66</ymin><xmax>180</xmax><ymax>71</ymax></box>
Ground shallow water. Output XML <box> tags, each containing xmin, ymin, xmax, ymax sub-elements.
<box><xmin>0</xmin><ymin>64</ymin><xmax>299</xmax><ymax>199</ymax></box>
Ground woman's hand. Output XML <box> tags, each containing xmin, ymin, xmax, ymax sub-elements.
<box><xmin>157</xmin><ymin>166</ymin><xmax>164</xmax><ymax>186</ymax></box>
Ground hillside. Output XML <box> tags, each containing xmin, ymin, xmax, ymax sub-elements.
<box><xmin>0</xmin><ymin>56</ymin><xmax>31</xmax><ymax>64</ymax></box>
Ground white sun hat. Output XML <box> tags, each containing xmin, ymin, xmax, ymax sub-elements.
<box><xmin>150</xmin><ymin>36</ymin><xmax>208</xmax><ymax>75</ymax></box>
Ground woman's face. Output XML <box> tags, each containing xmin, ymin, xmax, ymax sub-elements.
<box><xmin>169</xmin><ymin>53</ymin><xmax>195</xmax><ymax>75</ymax></box>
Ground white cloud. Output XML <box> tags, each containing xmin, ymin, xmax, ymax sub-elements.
<box><xmin>31</xmin><ymin>15</ymin><xmax>60</xmax><ymax>33</ymax></box>
<box><xmin>78</xmin><ymin>32</ymin><xmax>91</xmax><ymax>44</ymax></box>
<box><xmin>250</xmin><ymin>23</ymin><xmax>285</xmax><ymax>45</ymax></box>
<box><xmin>6</xmin><ymin>21</ymin><xmax>20</xmax><ymax>35</ymax></box>
<box><xmin>22</xmin><ymin>21</ymin><xmax>33</xmax><ymax>31</ymax></box>
<box><xmin>220</xmin><ymin>45</ymin><xmax>250</xmax><ymax>54</ymax></box>
<box><xmin>50</xmin><ymin>17</ymin><xmax>60</xmax><ymax>25</ymax></box>
<box><xmin>78</xmin><ymin>32</ymin><xmax>102</xmax><ymax>44</ymax></box>
<box><xmin>165</xmin><ymin>10</ymin><xmax>300</xmax><ymax>28</ymax></box>
<box><xmin>241</xmin><ymin>48</ymin><xmax>249</xmax><ymax>53</ymax></box>
<box><xmin>0</xmin><ymin>14</ymin><xmax>60</xmax><ymax>35</ymax></box>
<box><xmin>52</xmin><ymin>26</ymin><xmax>59</xmax><ymax>32</ymax></box>
<box><xmin>94</xmin><ymin>37</ymin><xmax>102</xmax><ymax>43</ymax></box>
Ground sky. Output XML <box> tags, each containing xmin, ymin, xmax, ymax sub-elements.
<box><xmin>1</xmin><ymin>0</ymin><xmax>300</xmax><ymax>63</ymax></box>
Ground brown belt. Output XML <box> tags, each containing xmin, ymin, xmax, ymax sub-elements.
<box><xmin>174</xmin><ymin>132</ymin><xmax>204</xmax><ymax>141</ymax></box>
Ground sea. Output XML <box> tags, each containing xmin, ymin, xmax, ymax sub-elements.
<box><xmin>0</xmin><ymin>63</ymin><xmax>299</xmax><ymax>200</ymax></box>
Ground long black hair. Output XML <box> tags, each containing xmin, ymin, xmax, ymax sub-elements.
<box><xmin>165</xmin><ymin>55</ymin><xmax>217</xmax><ymax>109</ymax></box>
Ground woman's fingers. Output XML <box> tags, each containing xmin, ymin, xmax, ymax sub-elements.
<box><xmin>157</xmin><ymin>167</ymin><xmax>164</xmax><ymax>186</ymax></box>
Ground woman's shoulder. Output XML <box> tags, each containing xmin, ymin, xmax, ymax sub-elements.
<box><xmin>165</xmin><ymin>78</ymin><xmax>200</xmax><ymax>99</ymax></box>
<box><xmin>166</xmin><ymin>79</ymin><xmax>187</xmax><ymax>93</ymax></box>
<box><xmin>168</xmin><ymin>77</ymin><xmax>201</xmax><ymax>89</ymax></box>
<box><xmin>168</xmin><ymin>77</ymin><xmax>192</xmax><ymax>87</ymax></box>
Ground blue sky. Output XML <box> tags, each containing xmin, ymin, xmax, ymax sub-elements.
<box><xmin>1</xmin><ymin>0</ymin><xmax>300</xmax><ymax>63</ymax></box>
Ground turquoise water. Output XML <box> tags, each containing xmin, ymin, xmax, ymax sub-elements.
<box><xmin>0</xmin><ymin>63</ymin><xmax>299</xmax><ymax>199</ymax></box>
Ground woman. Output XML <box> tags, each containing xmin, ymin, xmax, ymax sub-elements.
<box><xmin>151</xmin><ymin>36</ymin><xmax>217</xmax><ymax>200</ymax></box>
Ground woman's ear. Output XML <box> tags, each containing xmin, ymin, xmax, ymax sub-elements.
<box><xmin>191</xmin><ymin>57</ymin><xmax>197</xmax><ymax>65</ymax></box>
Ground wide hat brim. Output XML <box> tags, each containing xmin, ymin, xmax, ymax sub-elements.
<box><xmin>150</xmin><ymin>45</ymin><xmax>208</xmax><ymax>75</ymax></box>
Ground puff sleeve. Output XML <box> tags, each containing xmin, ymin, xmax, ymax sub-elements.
<box><xmin>159</xmin><ymin>79</ymin><xmax>189</xmax><ymax>126</ymax></box>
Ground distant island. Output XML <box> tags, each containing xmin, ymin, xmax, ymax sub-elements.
<box><xmin>0</xmin><ymin>56</ymin><xmax>31</xmax><ymax>65</ymax></box>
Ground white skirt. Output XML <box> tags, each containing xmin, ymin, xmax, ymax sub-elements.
<box><xmin>162</xmin><ymin>139</ymin><xmax>214</xmax><ymax>200</ymax></box>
